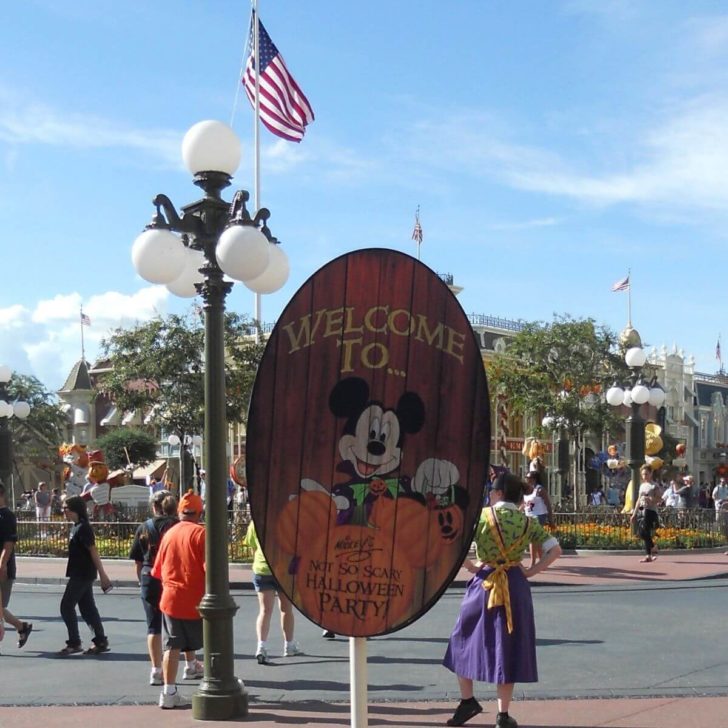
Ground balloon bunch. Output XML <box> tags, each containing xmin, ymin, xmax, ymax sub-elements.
<box><xmin>644</xmin><ymin>423</ymin><xmax>664</xmax><ymax>471</ymax></box>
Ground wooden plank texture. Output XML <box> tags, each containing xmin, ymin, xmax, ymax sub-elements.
<box><xmin>247</xmin><ymin>249</ymin><xmax>490</xmax><ymax>636</ymax></box>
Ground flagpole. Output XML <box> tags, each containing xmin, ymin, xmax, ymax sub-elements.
<box><xmin>626</xmin><ymin>267</ymin><xmax>632</xmax><ymax>327</ymax></box>
<box><xmin>252</xmin><ymin>0</ymin><xmax>262</xmax><ymax>343</ymax></box>
<box><xmin>719</xmin><ymin>334</ymin><xmax>724</xmax><ymax>375</ymax></box>
<box><xmin>80</xmin><ymin>307</ymin><xmax>86</xmax><ymax>362</ymax></box>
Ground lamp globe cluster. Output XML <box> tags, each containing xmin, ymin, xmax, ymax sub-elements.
<box><xmin>131</xmin><ymin>120</ymin><xmax>289</xmax><ymax>298</ymax></box>
<box><xmin>0</xmin><ymin>365</ymin><xmax>31</xmax><ymax>420</ymax></box>
<box><xmin>606</xmin><ymin>346</ymin><xmax>666</xmax><ymax>410</ymax></box>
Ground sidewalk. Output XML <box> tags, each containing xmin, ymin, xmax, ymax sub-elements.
<box><xmin>16</xmin><ymin>548</ymin><xmax>728</xmax><ymax>589</ymax></box>
<box><xmin>5</xmin><ymin>696</ymin><xmax>728</xmax><ymax>727</ymax></box>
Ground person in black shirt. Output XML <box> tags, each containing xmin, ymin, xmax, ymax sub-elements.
<box><xmin>0</xmin><ymin>482</ymin><xmax>33</xmax><ymax>649</ymax></box>
<box><xmin>58</xmin><ymin>495</ymin><xmax>112</xmax><ymax>655</ymax></box>
<box><xmin>129</xmin><ymin>490</ymin><xmax>202</xmax><ymax>686</ymax></box>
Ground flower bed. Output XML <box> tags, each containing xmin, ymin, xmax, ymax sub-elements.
<box><xmin>551</xmin><ymin>510</ymin><xmax>726</xmax><ymax>550</ymax></box>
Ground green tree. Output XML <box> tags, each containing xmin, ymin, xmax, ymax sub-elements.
<box><xmin>100</xmin><ymin>310</ymin><xmax>264</xmax><ymax>443</ymax></box>
<box><xmin>488</xmin><ymin>315</ymin><xmax>629</xmax><ymax>441</ymax></box>
<box><xmin>5</xmin><ymin>372</ymin><xmax>66</xmax><ymax>459</ymax></box>
<box><xmin>94</xmin><ymin>428</ymin><xmax>158</xmax><ymax>470</ymax></box>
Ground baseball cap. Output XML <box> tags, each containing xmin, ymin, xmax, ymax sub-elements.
<box><xmin>179</xmin><ymin>489</ymin><xmax>203</xmax><ymax>515</ymax></box>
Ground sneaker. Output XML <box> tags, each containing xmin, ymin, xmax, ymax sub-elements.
<box><xmin>17</xmin><ymin>622</ymin><xmax>33</xmax><ymax>649</ymax></box>
<box><xmin>322</xmin><ymin>630</ymin><xmax>336</xmax><ymax>639</ymax></box>
<box><xmin>149</xmin><ymin>669</ymin><xmax>163</xmax><ymax>686</ymax></box>
<box><xmin>446</xmin><ymin>698</ymin><xmax>483</xmax><ymax>727</ymax></box>
<box><xmin>158</xmin><ymin>691</ymin><xmax>191</xmax><ymax>710</ymax></box>
<box><xmin>183</xmin><ymin>660</ymin><xmax>204</xmax><ymax>679</ymax></box>
<box><xmin>84</xmin><ymin>640</ymin><xmax>110</xmax><ymax>655</ymax></box>
<box><xmin>495</xmin><ymin>714</ymin><xmax>518</xmax><ymax>728</ymax></box>
<box><xmin>255</xmin><ymin>646</ymin><xmax>268</xmax><ymax>664</ymax></box>
<box><xmin>57</xmin><ymin>644</ymin><xmax>83</xmax><ymax>656</ymax></box>
<box><xmin>284</xmin><ymin>641</ymin><xmax>303</xmax><ymax>657</ymax></box>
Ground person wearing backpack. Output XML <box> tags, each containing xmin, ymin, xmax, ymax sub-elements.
<box><xmin>129</xmin><ymin>490</ymin><xmax>202</xmax><ymax>687</ymax></box>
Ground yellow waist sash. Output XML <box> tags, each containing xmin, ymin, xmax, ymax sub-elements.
<box><xmin>480</xmin><ymin>507</ymin><xmax>531</xmax><ymax>634</ymax></box>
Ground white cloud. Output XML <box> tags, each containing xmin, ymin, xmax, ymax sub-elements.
<box><xmin>0</xmin><ymin>287</ymin><xmax>170</xmax><ymax>390</ymax></box>
<box><xmin>262</xmin><ymin>138</ymin><xmax>312</xmax><ymax>173</ymax></box>
<box><xmin>487</xmin><ymin>217</ymin><xmax>563</xmax><ymax>231</ymax></box>
<box><xmin>0</xmin><ymin>87</ymin><xmax>181</xmax><ymax>168</ymax></box>
<box><xmin>399</xmin><ymin>97</ymin><xmax>728</xmax><ymax>215</ymax></box>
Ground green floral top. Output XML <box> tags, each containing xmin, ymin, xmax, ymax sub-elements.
<box><xmin>473</xmin><ymin>502</ymin><xmax>558</xmax><ymax>564</ymax></box>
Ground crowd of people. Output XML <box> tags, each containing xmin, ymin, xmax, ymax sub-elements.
<box><xmin>591</xmin><ymin>472</ymin><xmax>728</xmax><ymax>513</ymax></box>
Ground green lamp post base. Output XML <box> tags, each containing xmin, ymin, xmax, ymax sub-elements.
<box><xmin>192</xmin><ymin>685</ymin><xmax>248</xmax><ymax>721</ymax></box>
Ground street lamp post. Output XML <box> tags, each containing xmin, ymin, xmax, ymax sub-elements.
<box><xmin>167</xmin><ymin>434</ymin><xmax>185</xmax><ymax>496</ymax></box>
<box><xmin>606</xmin><ymin>345</ymin><xmax>666</xmax><ymax>508</ymax></box>
<box><xmin>131</xmin><ymin>120</ymin><xmax>289</xmax><ymax>720</ymax></box>
<box><xmin>0</xmin><ymin>365</ymin><xmax>32</xmax><ymax>505</ymax></box>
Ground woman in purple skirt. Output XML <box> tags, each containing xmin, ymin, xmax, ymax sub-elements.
<box><xmin>443</xmin><ymin>473</ymin><xmax>562</xmax><ymax>728</ymax></box>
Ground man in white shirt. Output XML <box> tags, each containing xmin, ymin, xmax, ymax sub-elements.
<box><xmin>712</xmin><ymin>477</ymin><xmax>728</xmax><ymax>523</ymax></box>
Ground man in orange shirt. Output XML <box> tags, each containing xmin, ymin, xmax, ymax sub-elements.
<box><xmin>151</xmin><ymin>489</ymin><xmax>206</xmax><ymax>709</ymax></box>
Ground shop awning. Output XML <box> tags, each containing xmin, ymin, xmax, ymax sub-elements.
<box><xmin>132</xmin><ymin>459</ymin><xmax>167</xmax><ymax>481</ymax></box>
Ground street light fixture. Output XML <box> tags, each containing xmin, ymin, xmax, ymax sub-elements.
<box><xmin>132</xmin><ymin>120</ymin><xmax>289</xmax><ymax>720</ymax></box>
<box><xmin>606</xmin><ymin>345</ymin><xmax>666</xmax><ymax>507</ymax></box>
<box><xmin>0</xmin><ymin>365</ymin><xmax>31</xmax><ymax>504</ymax></box>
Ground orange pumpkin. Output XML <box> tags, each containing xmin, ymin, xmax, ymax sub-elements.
<box><xmin>292</xmin><ymin>524</ymin><xmax>414</xmax><ymax>636</ymax></box>
<box><xmin>275</xmin><ymin>490</ymin><xmax>337</xmax><ymax>554</ymax></box>
<box><xmin>369</xmin><ymin>478</ymin><xmax>388</xmax><ymax>496</ymax></box>
<box><xmin>369</xmin><ymin>496</ymin><xmax>443</xmax><ymax>568</ymax></box>
<box><xmin>436</xmin><ymin>504</ymin><xmax>464</xmax><ymax>544</ymax></box>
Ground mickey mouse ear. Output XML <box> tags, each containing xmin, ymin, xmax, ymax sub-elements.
<box><xmin>329</xmin><ymin>377</ymin><xmax>370</xmax><ymax>418</ymax></box>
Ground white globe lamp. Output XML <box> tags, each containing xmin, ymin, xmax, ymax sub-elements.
<box><xmin>244</xmin><ymin>243</ymin><xmax>290</xmax><ymax>294</ymax></box>
<box><xmin>216</xmin><ymin>225</ymin><xmax>270</xmax><ymax>282</ymax></box>
<box><xmin>13</xmin><ymin>401</ymin><xmax>30</xmax><ymax>419</ymax></box>
<box><xmin>606</xmin><ymin>386</ymin><xmax>624</xmax><ymax>407</ymax></box>
<box><xmin>625</xmin><ymin>347</ymin><xmax>647</xmax><ymax>368</ymax></box>
<box><xmin>649</xmin><ymin>385</ymin><xmax>666</xmax><ymax>408</ymax></box>
<box><xmin>182</xmin><ymin>121</ymin><xmax>241</xmax><ymax>176</ymax></box>
<box><xmin>631</xmin><ymin>383</ymin><xmax>650</xmax><ymax>405</ymax></box>
<box><xmin>132</xmin><ymin>228</ymin><xmax>186</xmax><ymax>284</ymax></box>
<box><xmin>166</xmin><ymin>248</ymin><xmax>206</xmax><ymax>298</ymax></box>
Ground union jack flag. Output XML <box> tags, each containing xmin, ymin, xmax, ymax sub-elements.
<box><xmin>412</xmin><ymin>212</ymin><xmax>423</xmax><ymax>245</ymax></box>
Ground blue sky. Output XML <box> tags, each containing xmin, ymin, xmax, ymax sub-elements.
<box><xmin>2</xmin><ymin>0</ymin><xmax>728</xmax><ymax>391</ymax></box>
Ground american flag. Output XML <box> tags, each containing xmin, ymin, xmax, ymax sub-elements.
<box><xmin>80</xmin><ymin>311</ymin><xmax>91</xmax><ymax>326</ymax></box>
<box><xmin>611</xmin><ymin>274</ymin><xmax>630</xmax><ymax>292</ymax></box>
<box><xmin>717</xmin><ymin>339</ymin><xmax>722</xmax><ymax>362</ymax></box>
<box><xmin>243</xmin><ymin>14</ymin><xmax>314</xmax><ymax>143</ymax></box>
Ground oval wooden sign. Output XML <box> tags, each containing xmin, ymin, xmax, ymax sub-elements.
<box><xmin>247</xmin><ymin>249</ymin><xmax>490</xmax><ymax>637</ymax></box>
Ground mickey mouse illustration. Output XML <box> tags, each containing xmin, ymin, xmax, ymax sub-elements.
<box><xmin>301</xmin><ymin>376</ymin><xmax>465</xmax><ymax>526</ymax></box>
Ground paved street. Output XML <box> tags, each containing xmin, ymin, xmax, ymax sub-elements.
<box><xmin>3</xmin><ymin>579</ymin><xmax>728</xmax><ymax>705</ymax></box>
<box><xmin>1</xmin><ymin>553</ymin><xmax>727</xmax><ymax>726</ymax></box>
